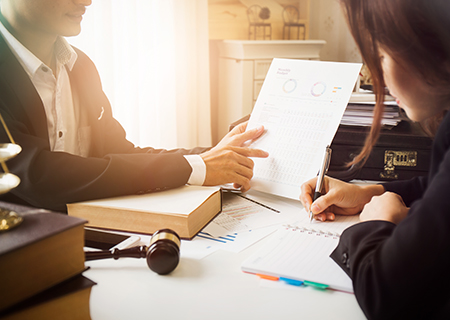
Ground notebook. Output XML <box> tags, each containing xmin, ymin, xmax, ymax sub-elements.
<box><xmin>241</xmin><ymin>224</ymin><xmax>354</xmax><ymax>293</ymax></box>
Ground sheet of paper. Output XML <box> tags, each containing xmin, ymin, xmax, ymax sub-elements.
<box><xmin>208</xmin><ymin>192</ymin><xmax>286</xmax><ymax>233</ymax></box>
<box><xmin>244</xmin><ymin>189</ymin><xmax>360</xmax><ymax>235</ymax></box>
<box><xmin>243</xmin><ymin>189</ymin><xmax>303</xmax><ymax>218</ymax></box>
<box><xmin>246</xmin><ymin>59</ymin><xmax>362</xmax><ymax>200</ymax></box>
<box><xmin>184</xmin><ymin>187</ymin><xmax>362</xmax><ymax>259</ymax></box>
<box><xmin>185</xmin><ymin>226</ymin><xmax>276</xmax><ymax>257</ymax></box>
<box><xmin>293</xmin><ymin>209</ymin><xmax>360</xmax><ymax>235</ymax></box>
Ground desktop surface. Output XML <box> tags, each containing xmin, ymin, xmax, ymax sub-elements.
<box><xmin>85</xmin><ymin>233</ymin><xmax>366</xmax><ymax>320</ymax></box>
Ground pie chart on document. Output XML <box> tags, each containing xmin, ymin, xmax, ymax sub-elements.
<box><xmin>283</xmin><ymin>79</ymin><xmax>297</xmax><ymax>93</ymax></box>
<box><xmin>311</xmin><ymin>81</ymin><xmax>326</xmax><ymax>97</ymax></box>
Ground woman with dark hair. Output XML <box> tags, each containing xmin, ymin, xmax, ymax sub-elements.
<box><xmin>300</xmin><ymin>0</ymin><xmax>450</xmax><ymax>318</ymax></box>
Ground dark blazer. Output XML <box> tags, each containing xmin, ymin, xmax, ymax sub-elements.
<box><xmin>331</xmin><ymin>111</ymin><xmax>450</xmax><ymax>319</ymax></box>
<box><xmin>0</xmin><ymin>34</ymin><xmax>207</xmax><ymax>212</ymax></box>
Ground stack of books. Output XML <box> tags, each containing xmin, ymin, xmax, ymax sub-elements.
<box><xmin>0</xmin><ymin>202</ymin><xmax>94</xmax><ymax>320</ymax></box>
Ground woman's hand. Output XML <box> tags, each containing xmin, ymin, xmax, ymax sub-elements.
<box><xmin>200</xmin><ymin>121</ymin><xmax>269</xmax><ymax>192</ymax></box>
<box><xmin>360</xmin><ymin>192</ymin><xmax>409</xmax><ymax>224</ymax></box>
<box><xmin>300</xmin><ymin>176</ymin><xmax>385</xmax><ymax>221</ymax></box>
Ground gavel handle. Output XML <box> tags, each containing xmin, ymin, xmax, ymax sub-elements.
<box><xmin>85</xmin><ymin>245</ymin><xmax>148</xmax><ymax>261</ymax></box>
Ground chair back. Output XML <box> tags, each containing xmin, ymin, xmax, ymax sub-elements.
<box><xmin>282</xmin><ymin>5</ymin><xmax>299</xmax><ymax>24</ymax></box>
<box><xmin>247</xmin><ymin>5</ymin><xmax>263</xmax><ymax>24</ymax></box>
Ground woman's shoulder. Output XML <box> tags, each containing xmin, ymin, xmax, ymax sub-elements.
<box><xmin>433</xmin><ymin>111</ymin><xmax>450</xmax><ymax>146</ymax></box>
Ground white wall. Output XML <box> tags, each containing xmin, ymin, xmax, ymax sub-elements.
<box><xmin>309</xmin><ymin>0</ymin><xmax>361</xmax><ymax>63</ymax></box>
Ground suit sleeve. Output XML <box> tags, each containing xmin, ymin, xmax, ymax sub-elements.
<box><xmin>330</xmin><ymin>148</ymin><xmax>450</xmax><ymax>319</ymax></box>
<box><xmin>0</xmin><ymin>48</ymin><xmax>209</xmax><ymax>212</ymax></box>
<box><xmin>382</xmin><ymin>175</ymin><xmax>428</xmax><ymax>207</ymax></box>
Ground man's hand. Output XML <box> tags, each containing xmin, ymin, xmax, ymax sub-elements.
<box><xmin>200</xmin><ymin>122</ymin><xmax>268</xmax><ymax>192</ymax></box>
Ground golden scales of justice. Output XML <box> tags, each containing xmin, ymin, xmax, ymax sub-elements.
<box><xmin>0</xmin><ymin>113</ymin><xmax>22</xmax><ymax>232</ymax></box>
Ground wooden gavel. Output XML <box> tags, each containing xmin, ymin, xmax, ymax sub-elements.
<box><xmin>85</xmin><ymin>229</ymin><xmax>181</xmax><ymax>275</ymax></box>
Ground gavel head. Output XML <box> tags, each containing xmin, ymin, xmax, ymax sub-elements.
<box><xmin>146</xmin><ymin>229</ymin><xmax>181</xmax><ymax>275</ymax></box>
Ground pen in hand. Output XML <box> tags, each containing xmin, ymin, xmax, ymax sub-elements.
<box><xmin>309</xmin><ymin>146</ymin><xmax>332</xmax><ymax>223</ymax></box>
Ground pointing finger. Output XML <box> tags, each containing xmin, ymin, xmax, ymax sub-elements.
<box><xmin>233</xmin><ymin>125</ymin><xmax>265</xmax><ymax>145</ymax></box>
<box><xmin>232</xmin><ymin>146</ymin><xmax>269</xmax><ymax>158</ymax></box>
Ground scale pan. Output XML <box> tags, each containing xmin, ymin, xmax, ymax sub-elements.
<box><xmin>0</xmin><ymin>173</ymin><xmax>20</xmax><ymax>195</ymax></box>
<box><xmin>0</xmin><ymin>143</ymin><xmax>21</xmax><ymax>161</ymax></box>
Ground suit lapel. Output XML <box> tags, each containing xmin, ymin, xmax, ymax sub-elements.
<box><xmin>68</xmin><ymin>48</ymin><xmax>109</xmax><ymax>156</ymax></box>
<box><xmin>0</xmin><ymin>34</ymin><xmax>49</xmax><ymax>140</ymax></box>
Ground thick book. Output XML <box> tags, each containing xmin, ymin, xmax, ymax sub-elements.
<box><xmin>0</xmin><ymin>274</ymin><xmax>95</xmax><ymax>320</ymax></box>
<box><xmin>241</xmin><ymin>220</ymin><xmax>358</xmax><ymax>293</ymax></box>
<box><xmin>67</xmin><ymin>185</ymin><xmax>222</xmax><ymax>239</ymax></box>
<box><xmin>0</xmin><ymin>206</ymin><xmax>86</xmax><ymax>311</ymax></box>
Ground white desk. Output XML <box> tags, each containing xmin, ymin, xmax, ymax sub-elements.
<box><xmin>85</xmin><ymin>232</ymin><xmax>366</xmax><ymax>320</ymax></box>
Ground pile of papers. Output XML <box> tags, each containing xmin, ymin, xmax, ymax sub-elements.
<box><xmin>342</xmin><ymin>91</ymin><xmax>403</xmax><ymax>128</ymax></box>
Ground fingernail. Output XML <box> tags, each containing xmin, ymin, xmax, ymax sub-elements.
<box><xmin>311</xmin><ymin>204</ymin><xmax>320</xmax><ymax>214</ymax></box>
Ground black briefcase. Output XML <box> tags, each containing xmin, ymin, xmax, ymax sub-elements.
<box><xmin>328</xmin><ymin>120</ymin><xmax>433</xmax><ymax>182</ymax></box>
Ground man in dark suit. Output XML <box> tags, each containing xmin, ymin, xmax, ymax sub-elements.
<box><xmin>0</xmin><ymin>0</ymin><xmax>268</xmax><ymax>211</ymax></box>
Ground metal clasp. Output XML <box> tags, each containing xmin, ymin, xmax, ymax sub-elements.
<box><xmin>380</xmin><ymin>150</ymin><xmax>417</xmax><ymax>179</ymax></box>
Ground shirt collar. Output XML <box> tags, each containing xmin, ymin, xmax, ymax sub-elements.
<box><xmin>0</xmin><ymin>20</ymin><xmax>77</xmax><ymax>76</ymax></box>
<box><xmin>54</xmin><ymin>36</ymin><xmax>77</xmax><ymax>71</ymax></box>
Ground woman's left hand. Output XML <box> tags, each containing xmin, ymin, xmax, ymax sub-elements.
<box><xmin>360</xmin><ymin>192</ymin><xmax>409</xmax><ymax>225</ymax></box>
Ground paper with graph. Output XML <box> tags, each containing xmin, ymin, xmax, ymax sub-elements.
<box><xmin>246</xmin><ymin>58</ymin><xmax>362</xmax><ymax>200</ymax></box>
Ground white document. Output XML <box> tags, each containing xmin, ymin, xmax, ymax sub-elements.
<box><xmin>210</xmin><ymin>192</ymin><xmax>283</xmax><ymax>233</ymax></box>
<box><xmin>246</xmin><ymin>59</ymin><xmax>362</xmax><ymax>200</ymax></box>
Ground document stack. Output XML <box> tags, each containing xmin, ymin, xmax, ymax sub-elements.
<box><xmin>342</xmin><ymin>90</ymin><xmax>403</xmax><ymax>128</ymax></box>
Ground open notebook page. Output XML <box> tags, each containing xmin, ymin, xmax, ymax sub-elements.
<box><xmin>241</xmin><ymin>225</ymin><xmax>353</xmax><ymax>293</ymax></box>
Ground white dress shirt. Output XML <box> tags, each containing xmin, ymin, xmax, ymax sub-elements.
<box><xmin>0</xmin><ymin>21</ymin><xmax>206</xmax><ymax>185</ymax></box>
<box><xmin>0</xmin><ymin>21</ymin><xmax>83</xmax><ymax>156</ymax></box>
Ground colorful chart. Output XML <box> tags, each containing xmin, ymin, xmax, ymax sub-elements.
<box><xmin>311</xmin><ymin>81</ymin><xmax>327</xmax><ymax>97</ymax></box>
<box><xmin>283</xmin><ymin>79</ymin><xmax>297</xmax><ymax>93</ymax></box>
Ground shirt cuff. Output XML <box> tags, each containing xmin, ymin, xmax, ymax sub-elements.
<box><xmin>184</xmin><ymin>155</ymin><xmax>206</xmax><ymax>186</ymax></box>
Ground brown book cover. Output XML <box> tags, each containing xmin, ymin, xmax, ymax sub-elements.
<box><xmin>0</xmin><ymin>207</ymin><xmax>87</xmax><ymax>311</ymax></box>
<box><xmin>0</xmin><ymin>274</ymin><xmax>96</xmax><ymax>320</ymax></box>
<box><xmin>67</xmin><ymin>185</ymin><xmax>222</xmax><ymax>239</ymax></box>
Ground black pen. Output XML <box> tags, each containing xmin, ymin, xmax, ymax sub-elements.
<box><xmin>309</xmin><ymin>146</ymin><xmax>332</xmax><ymax>223</ymax></box>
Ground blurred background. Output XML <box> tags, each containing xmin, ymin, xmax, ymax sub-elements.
<box><xmin>70</xmin><ymin>0</ymin><xmax>360</xmax><ymax>149</ymax></box>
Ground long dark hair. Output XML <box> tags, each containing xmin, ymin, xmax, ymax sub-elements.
<box><xmin>340</xmin><ymin>0</ymin><xmax>450</xmax><ymax>165</ymax></box>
